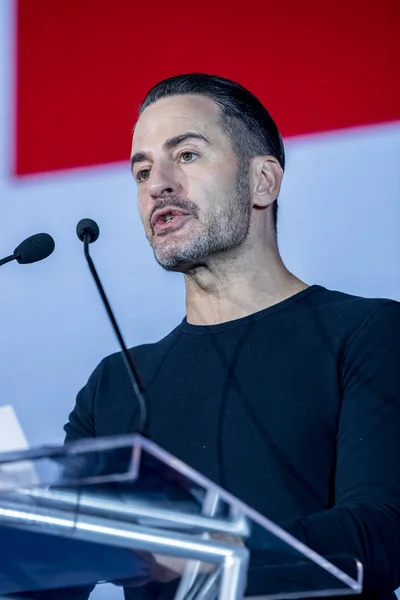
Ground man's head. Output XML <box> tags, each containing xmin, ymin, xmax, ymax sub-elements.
<box><xmin>131</xmin><ymin>74</ymin><xmax>285</xmax><ymax>272</ymax></box>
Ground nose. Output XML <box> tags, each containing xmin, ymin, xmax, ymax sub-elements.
<box><xmin>148</xmin><ymin>162</ymin><xmax>183</xmax><ymax>199</ymax></box>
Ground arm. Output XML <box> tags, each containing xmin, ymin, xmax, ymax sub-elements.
<box><xmin>282</xmin><ymin>301</ymin><xmax>400</xmax><ymax>596</ymax></box>
<box><xmin>61</xmin><ymin>359</ymin><xmax>173</xmax><ymax>599</ymax></box>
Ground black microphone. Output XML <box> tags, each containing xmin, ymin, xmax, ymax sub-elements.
<box><xmin>0</xmin><ymin>233</ymin><xmax>55</xmax><ymax>267</ymax></box>
<box><xmin>76</xmin><ymin>218</ymin><xmax>149</xmax><ymax>435</ymax></box>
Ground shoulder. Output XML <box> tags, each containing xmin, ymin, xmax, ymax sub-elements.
<box><xmin>303</xmin><ymin>285</ymin><xmax>400</xmax><ymax>340</ymax></box>
<box><xmin>67</xmin><ymin>323</ymin><xmax>184</xmax><ymax>438</ymax></box>
<box><xmin>306</xmin><ymin>287</ymin><xmax>400</xmax><ymax>391</ymax></box>
<box><xmin>95</xmin><ymin>322</ymin><xmax>184</xmax><ymax>384</ymax></box>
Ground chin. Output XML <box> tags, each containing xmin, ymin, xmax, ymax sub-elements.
<box><xmin>153</xmin><ymin>246</ymin><xmax>201</xmax><ymax>273</ymax></box>
<box><xmin>154</xmin><ymin>252</ymin><xmax>188</xmax><ymax>272</ymax></box>
<box><xmin>152</xmin><ymin>230</ymin><xmax>210</xmax><ymax>271</ymax></box>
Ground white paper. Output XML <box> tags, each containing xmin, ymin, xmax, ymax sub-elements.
<box><xmin>0</xmin><ymin>404</ymin><xmax>39</xmax><ymax>488</ymax></box>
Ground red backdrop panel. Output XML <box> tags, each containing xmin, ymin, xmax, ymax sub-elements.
<box><xmin>15</xmin><ymin>0</ymin><xmax>400</xmax><ymax>175</ymax></box>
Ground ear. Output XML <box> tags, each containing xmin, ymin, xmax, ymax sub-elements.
<box><xmin>250</xmin><ymin>156</ymin><xmax>283</xmax><ymax>209</ymax></box>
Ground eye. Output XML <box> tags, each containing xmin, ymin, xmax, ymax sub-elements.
<box><xmin>136</xmin><ymin>168</ymin><xmax>151</xmax><ymax>182</ymax></box>
<box><xmin>179</xmin><ymin>151</ymin><xmax>198</xmax><ymax>163</ymax></box>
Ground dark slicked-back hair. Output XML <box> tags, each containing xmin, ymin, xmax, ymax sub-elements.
<box><xmin>139</xmin><ymin>74</ymin><xmax>285</xmax><ymax>233</ymax></box>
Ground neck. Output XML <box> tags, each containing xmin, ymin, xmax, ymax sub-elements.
<box><xmin>184</xmin><ymin>240</ymin><xmax>308</xmax><ymax>326</ymax></box>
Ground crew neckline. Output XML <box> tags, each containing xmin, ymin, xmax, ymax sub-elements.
<box><xmin>179</xmin><ymin>285</ymin><xmax>324</xmax><ymax>335</ymax></box>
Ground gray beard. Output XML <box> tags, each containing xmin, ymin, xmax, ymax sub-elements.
<box><xmin>152</xmin><ymin>163</ymin><xmax>251</xmax><ymax>272</ymax></box>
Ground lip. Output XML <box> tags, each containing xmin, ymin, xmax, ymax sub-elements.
<box><xmin>153</xmin><ymin>213</ymin><xmax>192</xmax><ymax>235</ymax></box>
<box><xmin>151</xmin><ymin>207</ymin><xmax>191</xmax><ymax>228</ymax></box>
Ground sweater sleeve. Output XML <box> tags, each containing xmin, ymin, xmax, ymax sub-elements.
<box><xmin>63</xmin><ymin>360</ymin><xmax>106</xmax><ymax>442</ymax></box>
<box><xmin>281</xmin><ymin>301</ymin><xmax>400</xmax><ymax>596</ymax></box>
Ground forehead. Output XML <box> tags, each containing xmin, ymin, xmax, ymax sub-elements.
<box><xmin>132</xmin><ymin>94</ymin><xmax>223</xmax><ymax>151</ymax></box>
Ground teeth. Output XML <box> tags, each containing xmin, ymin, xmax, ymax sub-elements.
<box><xmin>164</xmin><ymin>214</ymin><xmax>173</xmax><ymax>222</ymax></box>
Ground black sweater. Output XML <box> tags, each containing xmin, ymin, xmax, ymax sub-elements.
<box><xmin>62</xmin><ymin>285</ymin><xmax>400</xmax><ymax>599</ymax></box>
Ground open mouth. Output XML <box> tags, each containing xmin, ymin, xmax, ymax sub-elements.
<box><xmin>151</xmin><ymin>208</ymin><xmax>192</xmax><ymax>234</ymax></box>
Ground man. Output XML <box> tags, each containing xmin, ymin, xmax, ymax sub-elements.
<box><xmin>63</xmin><ymin>74</ymin><xmax>400</xmax><ymax>599</ymax></box>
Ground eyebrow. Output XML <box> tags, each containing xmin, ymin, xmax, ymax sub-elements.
<box><xmin>130</xmin><ymin>132</ymin><xmax>210</xmax><ymax>173</ymax></box>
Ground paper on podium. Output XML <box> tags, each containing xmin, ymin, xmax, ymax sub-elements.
<box><xmin>0</xmin><ymin>405</ymin><xmax>38</xmax><ymax>488</ymax></box>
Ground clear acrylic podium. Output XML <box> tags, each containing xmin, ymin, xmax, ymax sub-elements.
<box><xmin>0</xmin><ymin>435</ymin><xmax>363</xmax><ymax>599</ymax></box>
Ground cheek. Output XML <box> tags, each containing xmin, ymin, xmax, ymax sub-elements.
<box><xmin>194</xmin><ymin>173</ymin><xmax>235</xmax><ymax>212</ymax></box>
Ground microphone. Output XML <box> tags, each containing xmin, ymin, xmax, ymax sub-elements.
<box><xmin>0</xmin><ymin>233</ymin><xmax>55</xmax><ymax>267</ymax></box>
<box><xmin>76</xmin><ymin>218</ymin><xmax>149</xmax><ymax>435</ymax></box>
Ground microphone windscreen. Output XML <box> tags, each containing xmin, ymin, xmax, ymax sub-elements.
<box><xmin>76</xmin><ymin>219</ymin><xmax>100</xmax><ymax>243</ymax></box>
<box><xmin>14</xmin><ymin>233</ymin><xmax>55</xmax><ymax>264</ymax></box>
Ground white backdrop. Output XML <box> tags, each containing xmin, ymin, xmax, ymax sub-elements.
<box><xmin>0</xmin><ymin>1</ymin><xmax>399</xmax><ymax>597</ymax></box>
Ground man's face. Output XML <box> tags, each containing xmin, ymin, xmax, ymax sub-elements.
<box><xmin>131</xmin><ymin>94</ymin><xmax>251</xmax><ymax>271</ymax></box>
